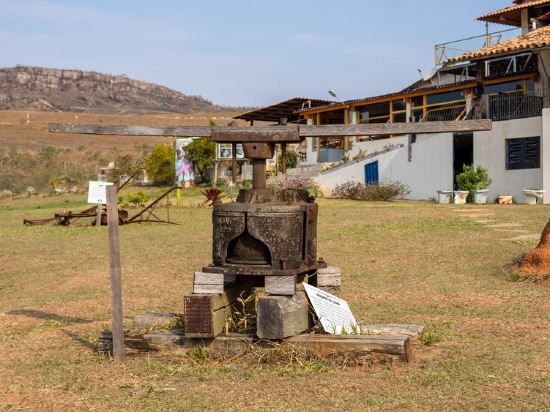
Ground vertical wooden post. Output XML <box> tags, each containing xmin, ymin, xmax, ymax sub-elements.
<box><xmin>316</xmin><ymin>113</ymin><xmax>321</xmax><ymax>163</ymax></box>
<box><xmin>106</xmin><ymin>186</ymin><xmax>124</xmax><ymax>362</ymax></box>
<box><xmin>231</xmin><ymin>143</ymin><xmax>237</xmax><ymax>184</ymax></box>
<box><xmin>95</xmin><ymin>205</ymin><xmax>102</xmax><ymax>227</ymax></box>
<box><xmin>343</xmin><ymin>109</ymin><xmax>349</xmax><ymax>152</ymax></box>
<box><xmin>281</xmin><ymin>143</ymin><xmax>287</xmax><ymax>174</ymax></box>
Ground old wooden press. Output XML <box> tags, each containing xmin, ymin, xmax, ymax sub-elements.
<box><xmin>49</xmin><ymin>119</ymin><xmax>493</xmax><ymax>340</ymax></box>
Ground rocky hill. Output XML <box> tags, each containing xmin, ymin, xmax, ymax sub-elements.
<box><xmin>0</xmin><ymin>66</ymin><xmax>229</xmax><ymax>114</ymax></box>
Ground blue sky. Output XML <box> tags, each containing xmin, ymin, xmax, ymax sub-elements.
<box><xmin>1</xmin><ymin>0</ymin><xmax>513</xmax><ymax>107</ymax></box>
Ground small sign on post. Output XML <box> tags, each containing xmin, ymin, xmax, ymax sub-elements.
<box><xmin>88</xmin><ymin>181</ymin><xmax>114</xmax><ymax>205</ymax></box>
<box><xmin>106</xmin><ymin>185</ymin><xmax>124</xmax><ymax>361</ymax></box>
<box><xmin>88</xmin><ymin>181</ymin><xmax>113</xmax><ymax>227</ymax></box>
<box><xmin>303</xmin><ymin>283</ymin><xmax>357</xmax><ymax>335</ymax></box>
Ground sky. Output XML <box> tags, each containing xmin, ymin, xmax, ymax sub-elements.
<box><xmin>1</xmin><ymin>0</ymin><xmax>515</xmax><ymax>107</ymax></box>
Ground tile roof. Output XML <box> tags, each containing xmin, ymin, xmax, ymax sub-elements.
<box><xmin>478</xmin><ymin>0</ymin><xmax>550</xmax><ymax>26</ymax></box>
<box><xmin>445</xmin><ymin>25</ymin><xmax>550</xmax><ymax>64</ymax></box>
<box><xmin>233</xmin><ymin>97</ymin><xmax>335</xmax><ymax>122</ymax></box>
<box><xmin>295</xmin><ymin>81</ymin><xmax>479</xmax><ymax>114</ymax></box>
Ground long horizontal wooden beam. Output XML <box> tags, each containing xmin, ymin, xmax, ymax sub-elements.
<box><xmin>299</xmin><ymin>119</ymin><xmax>492</xmax><ymax>137</ymax></box>
<box><xmin>49</xmin><ymin>119</ymin><xmax>492</xmax><ymax>141</ymax></box>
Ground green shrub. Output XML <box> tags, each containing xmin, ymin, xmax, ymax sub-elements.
<box><xmin>363</xmin><ymin>181</ymin><xmax>410</xmax><ymax>201</ymax></box>
<box><xmin>456</xmin><ymin>165</ymin><xmax>492</xmax><ymax>192</ymax></box>
<box><xmin>119</xmin><ymin>192</ymin><xmax>150</xmax><ymax>207</ymax></box>
<box><xmin>144</xmin><ymin>144</ymin><xmax>175</xmax><ymax>184</ymax></box>
<box><xmin>277</xmin><ymin>149</ymin><xmax>298</xmax><ymax>170</ymax></box>
<box><xmin>332</xmin><ymin>181</ymin><xmax>366</xmax><ymax>200</ymax></box>
<box><xmin>420</xmin><ymin>325</ymin><xmax>442</xmax><ymax>346</ymax></box>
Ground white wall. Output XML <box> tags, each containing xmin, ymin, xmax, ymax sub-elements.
<box><xmin>316</xmin><ymin>133</ymin><xmax>454</xmax><ymax>200</ymax></box>
<box><xmin>474</xmin><ymin>117</ymin><xmax>543</xmax><ymax>203</ymax></box>
<box><xmin>543</xmin><ymin>109</ymin><xmax>550</xmax><ymax>203</ymax></box>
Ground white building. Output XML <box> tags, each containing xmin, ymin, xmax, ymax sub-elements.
<box><xmin>292</xmin><ymin>0</ymin><xmax>550</xmax><ymax>204</ymax></box>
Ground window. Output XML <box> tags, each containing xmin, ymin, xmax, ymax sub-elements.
<box><xmin>426</xmin><ymin>90</ymin><xmax>464</xmax><ymax>105</ymax></box>
<box><xmin>506</xmin><ymin>137</ymin><xmax>540</xmax><ymax>170</ymax></box>
<box><xmin>411</xmin><ymin>96</ymin><xmax>423</xmax><ymax>107</ymax></box>
<box><xmin>485</xmin><ymin>80</ymin><xmax>525</xmax><ymax>95</ymax></box>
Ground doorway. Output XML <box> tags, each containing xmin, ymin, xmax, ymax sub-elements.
<box><xmin>453</xmin><ymin>133</ymin><xmax>473</xmax><ymax>189</ymax></box>
<box><xmin>364</xmin><ymin>161</ymin><xmax>379</xmax><ymax>185</ymax></box>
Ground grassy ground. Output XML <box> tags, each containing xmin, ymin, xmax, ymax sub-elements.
<box><xmin>1</xmin><ymin>191</ymin><xmax>550</xmax><ymax>411</ymax></box>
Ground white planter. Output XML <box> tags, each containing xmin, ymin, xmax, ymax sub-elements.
<box><xmin>454</xmin><ymin>191</ymin><xmax>469</xmax><ymax>205</ymax></box>
<box><xmin>472</xmin><ymin>189</ymin><xmax>489</xmax><ymax>204</ymax></box>
<box><xmin>437</xmin><ymin>190</ymin><xmax>453</xmax><ymax>204</ymax></box>
<box><xmin>523</xmin><ymin>189</ymin><xmax>545</xmax><ymax>205</ymax></box>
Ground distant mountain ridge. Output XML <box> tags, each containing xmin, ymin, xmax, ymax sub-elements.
<box><xmin>0</xmin><ymin>66</ymin><xmax>234</xmax><ymax>114</ymax></box>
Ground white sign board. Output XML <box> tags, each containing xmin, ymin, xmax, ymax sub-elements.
<box><xmin>303</xmin><ymin>283</ymin><xmax>357</xmax><ymax>335</ymax></box>
<box><xmin>87</xmin><ymin>181</ymin><xmax>114</xmax><ymax>204</ymax></box>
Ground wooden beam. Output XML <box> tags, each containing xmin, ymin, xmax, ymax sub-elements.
<box><xmin>49</xmin><ymin>120</ymin><xmax>492</xmax><ymax>140</ymax></box>
<box><xmin>285</xmin><ymin>334</ymin><xmax>412</xmax><ymax>364</ymax></box>
<box><xmin>212</xmin><ymin>126</ymin><xmax>300</xmax><ymax>143</ymax></box>
<box><xmin>49</xmin><ymin>123</ymin><xmax>213</xmax><ymax>137</ymax></box>
<box><xmin>298</xmin><ymin>119</ymin><xmax>492</xmax><ymax>137</ymax></box>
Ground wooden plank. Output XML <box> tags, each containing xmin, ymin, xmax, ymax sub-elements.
<box><xmin>193</xmin><ymin>272</ymin><xmax>236</xmax><ymax>285</ymax></box>
<box><xmin>317</xmin><ymin>267</ymin><xmax>341</xmax><ymax>287</ymax></box>
<box><xmin>285</xmin><ymin>334</ymin><xmax>412</xmax><ymax>363</ymax></box>
<box><xmin>256</xmin><ymin>291</ymin><xmax>310</xmax><ymax>339</ymax></box>
<box><xmin>49</xmin><ymin>123</ymin><xmax>213</xmax><ymax>137</ymax></box>
<box><xmin>212</xmin><ymin>126</ymin><xmax>300</xmax><ymax>143</ymax></box>
<box><xmin>298</xmin><ymin>119</ymin><xmax>492</xmax><ymax>137</ymax></box>
<box><xmin>265</xmin><ymin>275</ymin><xmax>296</xmax><ymax>296</ymax></box>
<box><xmin>48</xmin><ymin>120</ymin><xmax>492</xmax><ymax>140</ymax></box>
<box><xmin>106</xmin><ymin>186</ymin><xmax>124</xmax><ymax>362</ymax></box>
<box><xmin>193</xmin><ymin>284</ymin><xmax>225</xmax><ymax>294</ymax></box>
<box><xmin>359</xmin><ymin>323</ymin><xmax>425</xmax><ymax>337</ymax></box>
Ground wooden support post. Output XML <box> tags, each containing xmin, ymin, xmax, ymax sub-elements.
<box><xmin>316</xmin><ymin>113</ymin><xmax>321</xmax><ymax>163</ymax></box>
<box><xmin>316</xmin><ymin>267</ymin><xmax>341</xmax><ymax>295</ymax></box>
<box><xmin>95</xmin><ymin>205</ymin><xmax>102</xmax><ymax>227</ymax></box>
<box><xmin>231</xmin><ymin>143</ymin><xmax>237</xmax><ymax>184</ymax></box>
<box><xmin>256</xmin><ymin>291</ymin><xmax>310</xmax><ymax>339</ymax></box>
<box><xmin>281</xmin><ymin>143</ymin><xmax>287</xmax><ymax>174</ymax></box>
<box><xmin>106</xmin><ymin>186</ymin><xmax>124</xmax><ymax>362</ymax></box>
<box><xmin>184</xmin><ymin>285</ymin><xmax>244</xmax><ymax>338</ymax></box>
<box><xmin>193</xmin><ymin>272</ymin><xmax>236</xmax><ymax>294</ymax></box>
<box><xmin>265</xmin><ymin>275</ymin><xmax>296</xmax><ymax>296</ymax></box>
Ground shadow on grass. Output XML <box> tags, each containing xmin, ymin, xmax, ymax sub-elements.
<box><xmin>62</xmin><ymin>329</ymin><xmax>97</xmax><ymax>352</ymax></box>
<box><xmin>7</xmin><ymin>309</ymin><xmax>92</xmax><ymax>324</ymax></box>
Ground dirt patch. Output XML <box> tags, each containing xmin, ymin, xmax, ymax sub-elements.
<box><xmin>517</xmin><ymin>219</ymin><xmax>550</xmax><ymax>280</ymax></box>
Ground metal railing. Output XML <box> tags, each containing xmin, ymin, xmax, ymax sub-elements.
<box><xmin>434</xmin><ymin>27</ymin><xmax>521</xmax><ymax>67</ymax></box>
<box><xmin>422</xmin><ymin>104</ymin><xmax>467</xmax><ymax>122</ymax></box>
<box><xmin>488</xmin><ymin>92</ymin><xmax>543</xmax><ymax>121</ymax></box>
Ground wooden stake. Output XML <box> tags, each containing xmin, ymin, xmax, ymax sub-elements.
<box><xmin>106</xmin><ymin>186</ymin><xmax>124</xmax><ymax>362</ymax></box>
<box><xmin>95</xmin><ymin>205</ymin><xmax>102</xmax><ymax>227</ymax></box>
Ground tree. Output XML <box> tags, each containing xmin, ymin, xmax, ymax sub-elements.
<box><xmin>144</xmin><ymin>144</ymin><xmax>175</xmax><ymax>184</ymax></box>
<box><xmin>187</xmin><ymin>137</ymin><xmax>215</xmax><ymax>183</ymax></box>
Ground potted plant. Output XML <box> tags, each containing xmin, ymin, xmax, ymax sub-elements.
<box><xmin>523</xmin><ymin>186</ymin><xmax>545</xmax><ymax>205</ymax></box>
<box><xmin>455</xmin><ymin>165</ymin><xmax>492</xmax><ymax>204</ymax></box>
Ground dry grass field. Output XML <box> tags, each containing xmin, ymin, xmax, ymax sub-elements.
<box><xmin>1</xmin><ymin>190</ymin><xmax>550</xmax><ymax>411</ymax></box>
<box><xmin>0</xmin><ymin>110</ymin><xmax>247</xmax><ymax>194</ymax></box>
